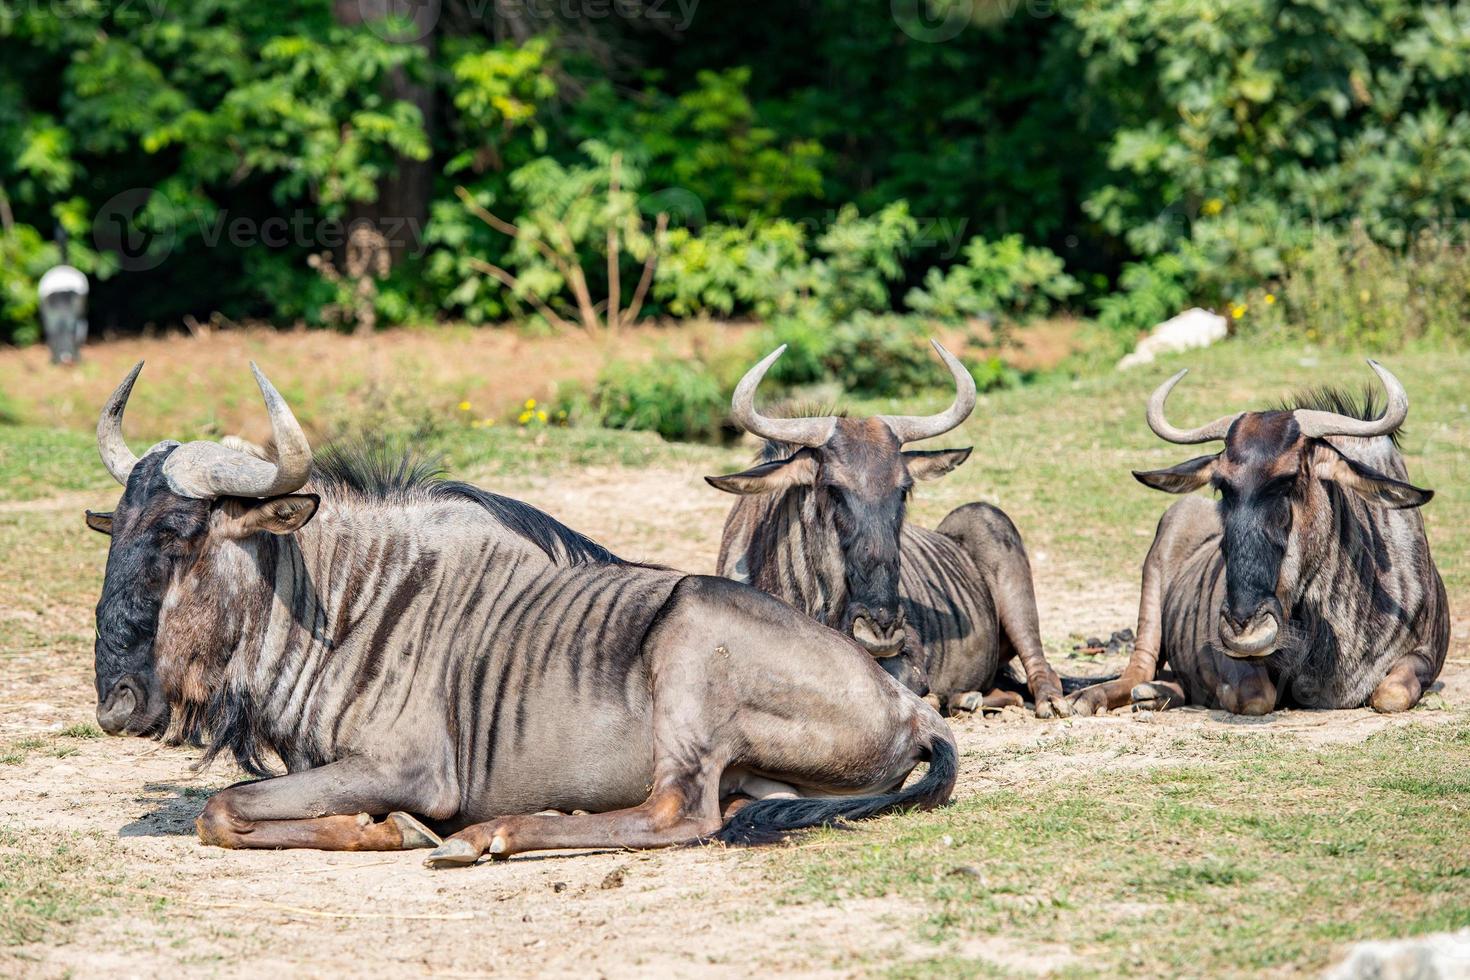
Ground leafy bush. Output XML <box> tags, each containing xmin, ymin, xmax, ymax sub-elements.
<box><xmin>1094</xmin><ymin>252</ymin><xmax>1205</xmax><ymax>336</ymax></box>
<box><xmin>751</xmin><ymin>314</ymin><xmax>831</xmax><ymax>386</ymax></box>
<box><xmin>652</xmin><ymin>220</ymin><xmax>808</xmax><ymax>319</ymax></box>
<box><xmin>1238</xmin><ymin>224</ymin><xmax>1470</xmax><ymax>350</ymax></box>
<box><xmin>820</xmin><ymin>314</ymin><xmax>950</xmax><ymax>397</ymax></box>
<box><xmin>905</xmin><ymin>234</ymin><xmax>1079</xmax><ymax>337</ymax></box>
<box><xmin>621</xmin><ymin>68</ymin><xmax>825</xmax><ymax>221</ymax></box>
<box><xmin>806</xmin><ymin>203</ymin><xmax>918</xmax><ymax>322</ymax></box>
<box><xmin>590</xmin><ymin>357</ymin><xmax>731</xmax><ymax>442</ymax></box>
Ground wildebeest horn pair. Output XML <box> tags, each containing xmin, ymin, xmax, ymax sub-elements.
<box><xmin>97</xmin><ymin>361</ymin><xmax>312</xmax><ymax>498</ymax></box>
<box><xmin>731</xmin><ymin>339</ymin><xmax>977</xmax><ymax>445</ymax></box>
<box><xmin>1145</xmin><ymin>359</ymin><xmax>1409</xmax><ymax>444</ymax></box>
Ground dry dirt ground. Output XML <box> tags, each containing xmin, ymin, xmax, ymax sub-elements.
<box><xmin>1</xmin><ymin>462</ymin><xmax>1466</xmax><ymax>978</ymax></box>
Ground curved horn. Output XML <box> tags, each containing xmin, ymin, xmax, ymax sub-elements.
<box><xmin>1145</xmin><ymin>368</ymin><xmax>1242</xmax><ymax>444</ymax></box>
<box><xmin>161</xmin><ymin>363</ymin><xmax>313</xmax><ymax>499</ymax></box>
<box><xmin>729</xmin><ymin>345</ymin><xmax>836</xmax><ymax>447</ymax></box>
<box><xmin>1293</xmin><ymin>359</ymin><xmax>1408</xmax><ymax>439</ymax></box>
<box><xmin>98</xmin><ymin>361</ymin><xmax>144</xmax><ymax>485</ymax></box>
<box><xmin>878</xmin><ymin>340</ymin><xmax>976</xmax><ymax>445</ymax></box>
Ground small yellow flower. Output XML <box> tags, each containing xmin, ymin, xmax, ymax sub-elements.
<box><xmin>458</xmin><ymin>400</ymin><xmax>471</xmax><ymax>412</ymax></box>
<box><xmin>1230</xmin><ymin>303</ymin><xmax>1247</xmax><ymax>318</ymax></box>
<box><xmin>1359</xmin><ymin>289</ymin><xmax>1371</xmax><ymax>303</ymax></box>
<box><xmin>483</xmin><ymin>417</ymin><xmax>496</xmax><ymax>427</ymax></box>
<box><xmin>1263</xmin><ymin>293</ymin><xmax>1276</xmax><ymax>305</ymax></box>
<box><xmin>524</xmin><ymin>398</ymin><xmax>537</xmax><ymax>409</ymax></box>
<box><xmin>518</xmin><ymin>410</ymin><xmax>533</xmax><ymax>424</ymax></box>
<box><xmin>1202</xmin><ymin>198</ymin><xmax>1224</xmax><ymax>216</ymax></box>
<box><xmin>536</xmin><ymin>410</ymin><xmax>548</xmax><ymax>423</ymax></box>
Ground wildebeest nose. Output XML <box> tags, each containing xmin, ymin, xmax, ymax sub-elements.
<box><xmin>97</xmin><ymin>676</ymin><xmax>141</xmax><ymax>735</ymax></box>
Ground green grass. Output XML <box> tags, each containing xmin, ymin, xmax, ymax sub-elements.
<box><xmin>0</xmin><ymin>827</ymin><xmax>157</xmax><ymax>946</ymax></box>
<box><xmin>782</xmin><ymin>721</ymin><xmax>1470</xmax><ymax>977</ymax></box>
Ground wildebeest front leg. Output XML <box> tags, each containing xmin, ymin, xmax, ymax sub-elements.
<box><xmin>1369</xmin><ymin>650</ymin><xmax>1437</xmax><ymax>713</ymax></box>
<box><xmin>196</xmin><ymin>758</ymin><xmax>442</xmax><ymax>851</ymax></box>
<box><xmin>938</xmin><ymin>504</ymin><xmax>1070</xmax><ymax>718</ymax></box>
<box><xmin>948</xmin><ymin>689</ymin><xmax>1023</xmax><ymax>713</ymax></box>
<box><xmin>1071</xmin><ymin>533</ymin><xmax>1170</xmax><ymax>715</ymax></box>
<box><xmin>1213</xmin><ymin>655</ymin><xmax>1277</xmax><ymax>715</ymax></box>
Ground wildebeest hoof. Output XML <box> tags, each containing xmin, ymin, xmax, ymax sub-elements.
<box><xmin>950</xmin><ymin>691</ymin><xmax>983</xmax><ymax>713</ymax></box>
<box><xmin>387</xmin><ymin>812</ymin><xmax>442</xmax><ymax>849</ymax></box>
<box><xmin>424</xmin><ymin>838</ymin><xmax>481</xmax><ymax>869</ymax></box>
<box><xmin>1130</xmin><ymin>683</ymin><xmax>1173</xmax><ymax>711</ymax></box>
<box><xmin>1035</xmin><ymin>695</ymin><xmax>1074</xmax><ymax>719</ymax></box>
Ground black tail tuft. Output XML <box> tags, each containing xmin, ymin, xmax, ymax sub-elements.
<box><xmin>711</xmin><ymin>737</ymin><xmax>957</xmax><ymax>847</ymax></box>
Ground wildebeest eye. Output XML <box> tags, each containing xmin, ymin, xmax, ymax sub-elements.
<box><xmin>1262</xmin><ymin>476</ymin><xmax>1296</xmax><ymax>498</ymax></box>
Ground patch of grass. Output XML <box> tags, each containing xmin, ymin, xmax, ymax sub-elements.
<box><xmin>0</xmin><ymin>425</ymin><xmax>113</xmax><ymax>502</ymax></box>
<box><xmin>59</xmin><ymin>723</ymin><xmax>102</xmax><ymax>740</ymax></box>
<box><xmin>783</xmin><ymin>720</ymin><xmax>1470</xmax><ymax>976</ymax></box>
<box><xmin>0</xmin><ymin>827</ymin><xmax>156</xmax><ymax>946</ymax></box>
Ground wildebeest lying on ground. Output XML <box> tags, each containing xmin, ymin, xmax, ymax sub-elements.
<box><xmin>707</xmin><ymin>342</ymin><xmax>1071</xmax><ymax>718</ymax></box>
<box><xmin>86</xmin><ymin>363</ymin><xmax>957</xmax><ymax>865</ymax></box>
<box><xmin>1070</xmin><ymin>361</ymin><xmax>1448</xmax><ymax>715</ymax></box>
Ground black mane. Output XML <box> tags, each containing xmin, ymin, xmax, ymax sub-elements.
<box><xmin>310</xmin><ymin>442</ymin><xmax>624</xmax><ymax>566</ymax></box>
<box><xmin>1280</xmin><ymin>386</ymin><xmax>1402</xmax><ymax>446</ymax></box>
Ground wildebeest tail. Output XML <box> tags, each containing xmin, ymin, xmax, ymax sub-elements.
<box><xmin>710</xmin><ymin>731</ymin><xmax>957</xmax><ymax>846</ymax></box>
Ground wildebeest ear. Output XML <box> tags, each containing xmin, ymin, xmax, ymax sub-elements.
<box><xmin>1133</xmin><ymin>454</ymin><xmax>1219</xmax><ymax>494</ymax></box>
<box><xmin>705</xmin><ymin>454</ymin><xmax>817</xmax><ymax>495</ymax></box>
<box><xmin>220</xmin><ymin>493</ymin><xmax>321</xmax><ymax>537</ymax></box>
<box><xmin>1311</xmin><ymin>443</ymin><xmax>1433</xmax><ymax>509</ymax></box>
<box><xmin>84</xmin><ymin>510</ymin><xmax>114</xmax><ymax>536</ymax></box>
<box><xmin>903</xmin><ymin>448</ymin><xmax>972</xmax><ymax>481</ymax></box>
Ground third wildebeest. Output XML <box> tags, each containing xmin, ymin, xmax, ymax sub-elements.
<box><xmin>87</xmin><ymin>363</ymin><xmax>956</xmax><ymax>865</ymax></box>
<box><xmin>1070</xmin><ymin>361</ymin><xmax>1448</xmax><ymax>715</ymax></box>
<box><xmin>708</xmin><ymin>342</ymin><xmax>1071</xmax><ymax>718</ymax></box>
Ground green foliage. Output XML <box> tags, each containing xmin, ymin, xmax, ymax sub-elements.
<box><xmin>6</xmin><ymin>0</ymin><xmax>1470</xmax><ymax>348</ymax></box>
<box><xmin>823</xmin><ymin>314</ymin><xmax>966</xmax><ymax>397</ymax></box>
<box><xmin>1073</xmin><ymin>0</ymin><xmax>1470</xmax><ymax>332</ymax></box>
<box><xmin>1094</xmin><ymin>252</ymin><xmax>1205</xmax><ymax>337</ymax></box>
<box><xmin>905</xmin><ymin>234</ymin><xmax>1079</xmax><ymax>335</ymax></box>
<box><xmin>1238</xmin><ymin>224</ymin><xmax>1470</xmax><ymax>350</ymax></box>
<box><xmin>652</xmin><ymin>219</ymin><xmax>808</xmax><ymax>319</ymax></box>
<box><xmin>752</xmin><ymin>314</ymin><xmax>831</xmax><ymax>386</ymax></box>
<box><xmin>806</xmin><ymin>202</ymin><xmax>918</xmax><ymax>321</ymax></box>
<box><xmin>622</xmin><ymin>68</ymin><xmax>825</xmax><ymax>220</ymax></box>
<box><xmin>590</xmin><ymin>356</ymin><xmax>731</xmax><ymax>443</ymax></box>
<box><xmin>650</xmin><ymin>201</ymin><xmax>918</xmax><ymax>325</ymax></box>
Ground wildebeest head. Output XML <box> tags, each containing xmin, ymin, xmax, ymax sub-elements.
<box><xmin>1132</xmin><ymin>361</ymin><xmax>1431</xmax><ymax>659</ymax></box>
<box><xmin>85</xmin><ymin>362</ymin><xmax>319</xmax><ymax>736</ymax></box>
<box><xmin>706</xmin><ymin>342</ymin><xmax>975</xmax><ymax>656</ymax></box>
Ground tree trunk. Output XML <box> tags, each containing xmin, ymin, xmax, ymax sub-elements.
<box><xmin>334</xmin><ymin>0</ymin><xmax>437</xmax><ymax>267</ymax></box>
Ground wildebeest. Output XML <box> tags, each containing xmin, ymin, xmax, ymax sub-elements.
<box><xmin>87</xmin><ymin>363</ymin><xmax>958</xmax><ymax>864</ymax></box>
<box><xmin>707</xmin><ymin>343</ymin><xmax>1070</xmax><ymax>718</ymax></box>
<box><xmin>1070</xmin><ymin>361</ymin><xmax>1448</xmax><ymax>715</ymax></box>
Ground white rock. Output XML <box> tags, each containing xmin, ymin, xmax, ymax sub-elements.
<box><xmin>1117</xmin><ymin>308</ymin><xmax>1229</xmax><ymax>370</ymax></box>
<box><xmin>1326</xmin><ymin>929</ymin><xmax>1470</xmax><ymax>979</ymax></box>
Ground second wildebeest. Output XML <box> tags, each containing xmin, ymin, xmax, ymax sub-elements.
<box><xmin>1070</xmin><ymin>361</ymin><xmax>1448</xmax><ymax>715</ymax></box>
<box><xmin>708</xmin><ymin>342</ymin><xmax>1070</xmax><ymax>718</ymax></box>
<box><xmin>87</xmin><ymin>363</ymin><xmax>957</xmax><ymax>865</ymax></box>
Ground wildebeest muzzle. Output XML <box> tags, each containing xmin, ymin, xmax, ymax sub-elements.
<box><xmin>1218</xmin><ymin>596</ymin><xmax>1282</xmax><ymax>659</ymax></box>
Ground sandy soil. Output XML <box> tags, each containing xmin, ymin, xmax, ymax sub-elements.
<box><xmin>1</xmin><ymin>463</ymin><xmax>1465</xmax><ymax>978</ymax></box>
